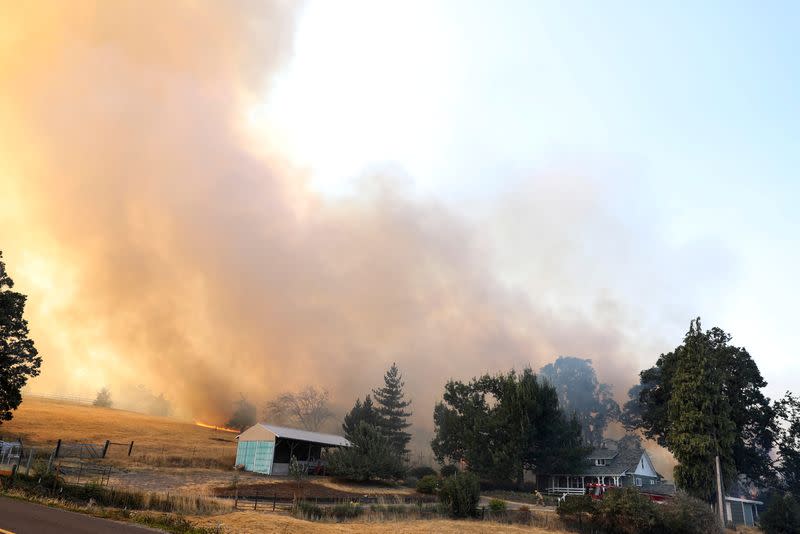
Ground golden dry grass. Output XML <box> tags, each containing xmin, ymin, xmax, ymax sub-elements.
<box><xmin>2</xmin><ymin>397</ymin><xmax>237</xmax><ymax>460</ymax></box>
<box><xmin>194</xmin><ymin>512</ymin><xmax>573</xmax><ymax>534</ymax></box>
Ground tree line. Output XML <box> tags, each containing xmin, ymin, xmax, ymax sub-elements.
<box><xmin>2</xmin><ymin>250</ymin><xmax>799</xmax><ymax>528</ymax></box>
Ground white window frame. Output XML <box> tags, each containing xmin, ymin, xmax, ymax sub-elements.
<box><xmin>635</xmin><ymin>477</ymin><xmax>643</xmax><ymax>486</ymax></box>
<box><xmin>595</xmin><ymin>459</ymin><xmax>606</xmax><ymax>466</ymax></box>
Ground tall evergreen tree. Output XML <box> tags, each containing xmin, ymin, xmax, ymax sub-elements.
<box><xmin>372</xmin><ymin>363</ymin><xmax>412</xmax><ymax>457</ymax></box>
<box><xmin>666</xmin><ymin>318</ymin><xmax>736</xmax><ymax>500</ymax></box>
<box><xmin>342</xmin><ymin>394</ymin><xmax>382</xmax><ymax>441</ymax></box>
<box><xmin>775</xmin><ymin>392</ymin><xmax>800</xmax><ymax>494</ymax></box>
<box><xmin>622</xmin><ymin>317</ymin><xmax>775</xmax><ymax>489</ymax></box>
<box><xmin>0</xmin><ymin>252</ymin><xmax>41</xmax><ymax>424</ymax></box>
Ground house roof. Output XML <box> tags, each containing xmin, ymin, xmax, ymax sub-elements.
<box><xmin>581</xmin><ymin>448</ymin><xmax>645</xmax><ymax>476</ymax></box>
<box><xmin>587</xmin><ymin>449</ymin><xmax>619</xmax><ymax>461</ymax></box>
<box><xmin>250</xmin><ymin>423</ymin><xmax>350</xmax><ymax>447</ymax></box>
<box><xmin>725</xmin><ymin>496</ymin><xmax>763</xmax><ymax>505</ymax></box>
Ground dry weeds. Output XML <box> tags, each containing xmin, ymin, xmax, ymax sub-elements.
<box><xmin>193</xmin><ymin>512</ymin><xmax>573</xmax><ymax>534</ymax></box>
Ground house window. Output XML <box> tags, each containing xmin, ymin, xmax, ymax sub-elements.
<box><xmin>635</xmin><ymin>477</ymin><xmax>642</xmax><ymax>486</ymax></box>
<box><xmin>595</xmin><ymin>459</ymin><xmax>606</xmax><ymax>466</ymax></box>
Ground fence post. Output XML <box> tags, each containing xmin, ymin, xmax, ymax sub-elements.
<box><xmin>273</xmin><ymin>493</ymin><xmax>277</xmax><ymax>511</ymax></box>
<box><xmin>52</xmin><ymin>463</ymin><xmax>60</xmax><ymax>492</ymax></box>
<box><xmin>77</xmin><ymin>461</ymin><xmax>83</xmax><ymax>484</ymax></box>
<box><xmin>9</xmin><ymin>463</ymin><xmax>17</xmax><ymax>488</ymax></box>
<box><xmin>47</xmin><ymin>441</ymin><xmax>61</xmax><ymax>473</ymax></box>
<box><xmin>102</xmin><ymin>440</ymin><xmax>110</xmax><ymax>458</ymax></box>
<box><xmin>25</xmin><ymin>447</ymin><xmax>34</xmax><ymax>475</ymax></box>
<box><xmin>254</xmin><ymin>487</ymin><xmax>259</xmax><ymax>510</ymax></box>
<box><xmin>128</xmin><ymin>441</ymin><xmax>134</xmax><ymax>456</ymax></box>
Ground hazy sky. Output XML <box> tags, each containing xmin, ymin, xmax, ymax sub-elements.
<box><xmin>255</xmin><ymin>0</ymin><xmax>800</xmax><ymax>397</ymax></box>
<box><xmin>0</xmin><ymin>0</ymin><xmax>797</xmax><ymax>429</ymax></box>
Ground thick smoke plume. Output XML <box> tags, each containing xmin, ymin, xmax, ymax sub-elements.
<box><xmin>0</xmin><ymin>1</ymin><xmax>660</xmax><ymax>436</ymax></box>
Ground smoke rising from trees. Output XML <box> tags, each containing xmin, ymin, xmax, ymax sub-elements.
<box><xmin>0</xmin><ymin>1</ymin><xmax>725</xmax><ymax>443</ymax></box>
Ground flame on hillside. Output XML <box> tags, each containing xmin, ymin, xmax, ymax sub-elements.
<box><xmin>194</xmin><ymin>421</ymin><xmax>239</xmax><ymax>433</ymax></box>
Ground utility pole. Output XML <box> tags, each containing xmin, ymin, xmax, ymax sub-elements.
<box><xmin>715</xmin><ymin>455</ymin><xmax>725</xmax><ymax>526</ymax></box>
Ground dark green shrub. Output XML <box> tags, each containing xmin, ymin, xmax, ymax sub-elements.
<box><xmin>416</xmin><ymin>474</ymin><xmax>439</xmax><ymax>494</ymax></box>
<box><xmin>760</xmin><ymin>493</ymin><xmax>800</xmax><ymax>534</ymax></box>
<box><xmin>557</xmin><ymin>494</ymin><xmax>596</xmax><ymax>525</ymax></box>
<box><xmin>440</xmin><ymin>465</ymin><xmax>459</xmax><ymax>478</ymax></box>
<box><xmin>439</xmin><ymin>471</ymin><xmax>480</xmax><ymax>518</ymax></box>
<box><xmin>655</xmin><ymin>492</ymin><xmax>721</xmax><ymax>534</ymax></box>
<box><xmin>410</xmin><ymin>466</ymin><xmax>437</xmax><ymax>478</ymax></box>
<box><xmin>326</xmin><ymin>422</ymin><xmax>406</xmax><ymax>481</ymax></box>
<box><xmin>592</xmin><ymin>487</ymin><xmax>658</xmax><ymax>534</ymax></box>
<box><xmin>488</xmin><ymin>498</ymin><xmax>507</xmax><ymax>513</ymax></box>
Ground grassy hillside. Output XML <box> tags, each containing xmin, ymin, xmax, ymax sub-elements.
<box><xmin>1</xmin><ymin>397</ymin><xmax>237</xmax><ymax>463</ymax></box>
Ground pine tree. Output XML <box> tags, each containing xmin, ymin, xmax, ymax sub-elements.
<box><xmin>0</xmin><ymin>252</ymin><xmax>41</xmax><ymax>424</ymax></box>
<box><xmin>342</xmin><ymin>394</ymin><xmax>382</xmax><ymax>441</ymax></box>
<box><xmin>666</xmin><ymin>318</ymin><xmax>736</xmax><ymax>501</ymax></box>
<box><xmin>372</xmin><ymin>363</ymin><xmax>412</xmax><ymax>457</ymax></box>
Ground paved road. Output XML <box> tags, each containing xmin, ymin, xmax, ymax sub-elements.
<box><xmin>0</xmin><ymin>497</ymin><xmax>161</xmax><ymax>534</ymax></box>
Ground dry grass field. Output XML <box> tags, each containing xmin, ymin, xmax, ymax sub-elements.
<box><xmin>2</xmin><ymin>399</ymin><xmax>577</xmax><ymax>534</ymax></box>
<box><xmin>193</xmin><ymin>512</ymin><xmax>573</xmax><ymax>534</ymax></box>
<box><xmin>2</xmin><ymin>397</ymin><xmax>238</xmax><ymax>459</ymax></box>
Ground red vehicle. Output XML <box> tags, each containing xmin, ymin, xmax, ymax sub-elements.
<box><xmin>585</xmin><ymin>483</ymin><xmax>613</xmax><ymax>500</ymax></box>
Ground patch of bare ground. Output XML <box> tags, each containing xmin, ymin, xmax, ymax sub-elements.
<box><xmin>315</xmin><ymin>478</ymin><xmax>416</xmax><ymax>496</ymax></box>
<box><xmin>192</xmin><ymin>512</ymin><xmax>573</xmax><ymax>534</ymax></box>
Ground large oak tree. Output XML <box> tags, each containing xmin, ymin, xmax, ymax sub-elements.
<box><xmin>432</xmin><ymin>367</ymin><xmax>587</xmax><ymax>485</ymax></box>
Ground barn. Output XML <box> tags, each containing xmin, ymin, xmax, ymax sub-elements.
<box><xmin>235</xmin><ymin>423</ymin><xmax>350</xmax><ymax>475</ymax></box>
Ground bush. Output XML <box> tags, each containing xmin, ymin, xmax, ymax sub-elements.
<box><xmin>416</xmin><ymin>475</ymin><xmax>439</xmax><ymax>494</ymax></box>
<box><xmin>93</xmin><ymin>387</ymin><xmax>113</xmax><ymax>408</ymax></box>
<box><xmin>410</xmin><ymin>465</ymin><xmax>438</xmax><ymax>479</ymax></box>
<box><xmin>294</xmin><ymin>501</ymin><xmax>323</xmax><ymax>520</ymax></box>
<box><xmin>557</xmin><ymin>494</ymin><xmax>596</xmax><ymax>525</ymax></box>
<box><xmin>656</xmin><ymin>492</ymin><xmax>721</xmax><ymax>534</ymax></box>
<box><xmin>439</xmin><ymin>471</ymin><xmax>480</xmax><ymax>518</ymax></box>
<box><xmin>488</xmin><ymin>498</ymin><xmax>507</xmax><ymax>513</ymax></box>
<box><xmin>326</xmin><ymin>422</ymin><xmax>406</xmax><ymax>481</ymax></box>
<box><xmin>760</xmin><ymin>493</ymin><xmax>800</xmax><ymax>534</ymax></box>
<box><xmin>592</xmin><ymin>487</ymin><xmax>659</xmax><ymax>534</ymax></box>
<box><xmin>440</xmin><ymin>465</ymin><xmax>459</xmax><ymax>478</ymax></box>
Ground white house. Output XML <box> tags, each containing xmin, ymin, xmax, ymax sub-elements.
<box><xmin>541</xmin><ymin>446</ymin><xmax>672</xmax><ymax>497</ymax></box>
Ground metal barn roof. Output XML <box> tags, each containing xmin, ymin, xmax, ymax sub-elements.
<box><xmin>253</xmin><ymin>423</ymin><xmax>350</xmax><ymax>447</ymax></box>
